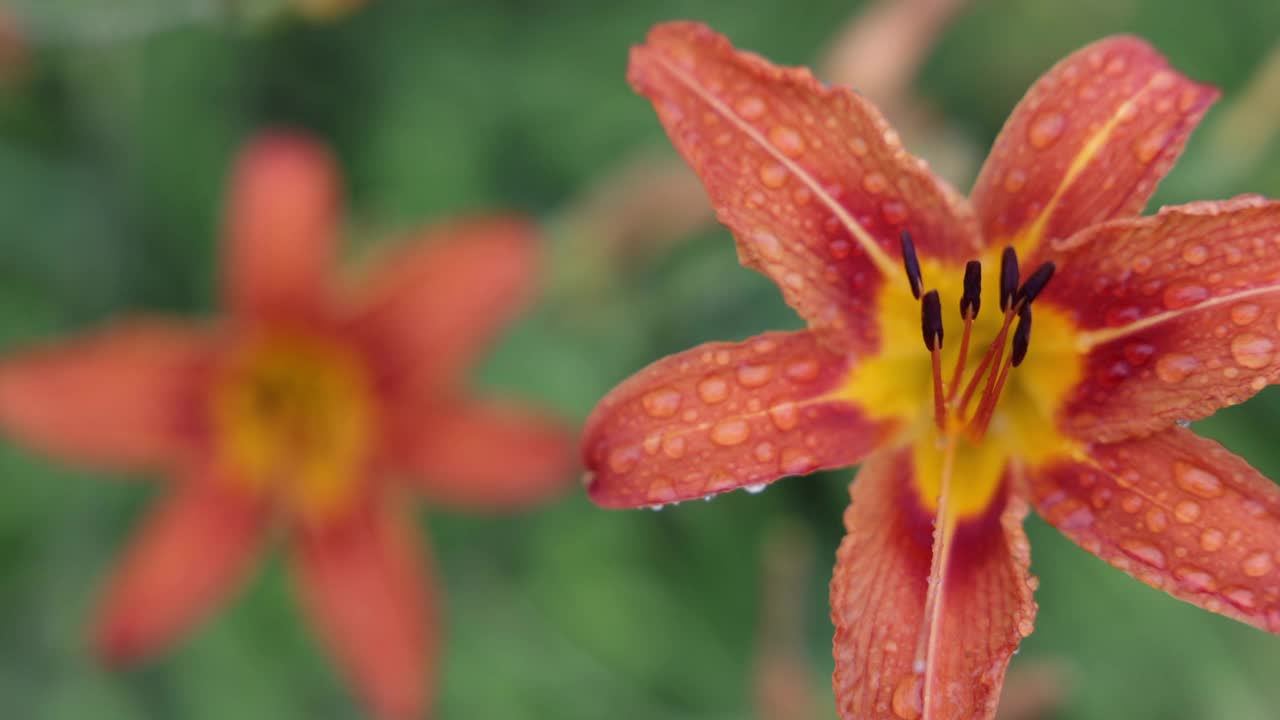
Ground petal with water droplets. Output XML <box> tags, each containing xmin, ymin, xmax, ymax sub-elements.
<box><xmin>971</xmin><ymin>35</ymin><xmax>1218</xmax><ymax>254</ymax></box>
<box><xmin>582</xmin><ymin>330</ymin><xmax>895</xmax><ymax>508</ymax></box>
<box><xmin>830</xmin><ymin>446</ymin><xmax>1035</xmax><ymax>720</ymax></box>
<box><xmin>1030</xmin><ymin>426</ymin><xmax>1280</xmax><ymax>634</ymax></box>
<box><xmin>1040</xmin><ymin>197</ymin><xmax>1280</xmax><ymax>441</ymax></box>
<box><xmin>628</xmin><ymin>21</ymin><xmax>979</xmax><ymax>345</ymax></box>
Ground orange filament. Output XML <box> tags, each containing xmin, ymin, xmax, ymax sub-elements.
<box><xmin>930</xmin><ymin>348</ymin><xmax>946</xmax><ymax>431</ymax></box>
<box><xmin>945</xmin><ymin>314</ymin><xmax>973</xmax><ymax>406</ymax></box>
<box><xmin>955</xmin><ymin>308</ymin><xmax>1015</xmax><ymax>419</ymax></box>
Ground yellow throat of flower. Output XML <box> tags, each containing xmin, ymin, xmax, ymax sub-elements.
<box><xmin>212</xmin><ymin>332</ymin><xmax>375</xmax><ymax>522</ymax></box>
<box><xmin>839</xmin><ymin>245</ymin><xmax>1084</xmax><ymax>520</ymax></box>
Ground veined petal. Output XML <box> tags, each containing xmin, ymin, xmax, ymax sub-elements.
<box><xmin>224</xmin><ymin>132</ymin><xmax>340</xmax><ymax>323</ymax></box>
<box><xmin>347</xmin><ymin>217</ymin><xmax>538</xmax><ymax>392</ymax></box>
<box><xmin>583</xmin><ymin>329</ymin><xmax>895</xmax><ymax>508</ymax></box>
<box><xmin>628</xmin><ymin>21</ymin><xmax>979</xmax><ymax>343</ymax></box>
<box><xmin>971</xmin><ymin>36</ymin><xmax>1218</xmax><ymax>253</ymax></box>
<box><xmin>0</xmin><ymin>321</ymin><xmax>209</xmax><ymax>470</ymax></box>
<box><xmin>292</xmin><ymin>500</ymin><xmax>436</xmax><ymax>720</ymax></box>
<box><xmin>1030</xmin><ymin>427</ymin><xmax>1280</xmax><ymax>634</ymax></box>
<box><xmin>1043</xmin><ymin>197</ymin><xmax>1280</xmax><ymax>441</ymax></box>
<box><xmin>391</xmin><ymin>398</ymin><xmax>576</xmax><ymax>510</ymax></box>
<box><xmin>830</xmin><ymin>447</ymin><xmax>1035</xmax><ymax>720</ymax></box>
<box><xmin>94</xmin><ymin>466</ymin><xmax>267</xmax><ymax>663</ymax></box>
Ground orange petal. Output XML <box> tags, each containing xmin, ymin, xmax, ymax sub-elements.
<box><xmin>1030</xmin><ymin>426</ymin><xmax>1280</xmax><ymax>634</ymax></box>
<box><xmin>1041</xmin><ymin>196</ymin><xmax>1280</xmax><ymax>441</ymax></box>
<box><xmin>347</xmin><ymin>216</ymin><xmax>538</xmax><ymax>392</ymax></box>
<box><xmin>0</xmin><ymin>321</ymin><xmax>210</xmax><ymax>470</ymax></box>
<box><xmin>582</xmin><ymin>329</ymin><xmax>897</xmax><ymax>508</ymax></box>
<box><xmin>292</xmin><ymin>500</ymin><xmax>436</xmax><ymax>720</ymax></box>
<box><xmin>223</xmin><ymin>132</ymin><xmax>340</xmax><ymax>323</ymax></box>
<box><xmin>830</xmin><ymin>446</ymin><xmax>1035</xmax><ymax>720</ymax></box>
<box><xmin>971</xmin><ymin>35</ymin><xmax>1218</xmax><ymax>251</ymax></box>
<box><xmin>94</xmin><ymin>466</ymin><xmax>266</xmax><ymax>663</ymax></box>
<box><xmin>392</xmin><ymin>398</ymin><xmax>577</xmax><ymax>510</ymax></box>
<box><xmin>628</xmin><ymin>21</ymin><xmax>979</xmax><ymax>343</ymax></box>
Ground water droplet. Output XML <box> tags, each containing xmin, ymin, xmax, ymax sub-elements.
<box><xmin>642</xmin><ymin>388</ymin><xmax>681</xmax><ymax>417</ymax></box>
<box><xmin>1028</xmin><ymin>112</ymin><xmax>1066</xmax><ymax>149</ymax></box>
<box><xmin>736</xmin><ymin>363</ymin><xmax>774</xmax><ymax>388</ymax></box>
<box><xmin>828</xmin><ymin>239</ymin><xmax>851</xmax><ymax>259</ymax></box>
<box><xmin>769</xmin><ymin>126</ymin><xmax>806</xmax><ymax>157</ymax></box>
<box><xmin>848</xmin><ymin>136</ymin><xmax>868</xmax><ymax>156</ymax></box>
<box><xmin>715</xmin><ymin>350</ymin><xmax>732</xmax><ymax>366</ymax></box>
<box><xmin>752</xmin><ymin>230</ymin><xmax>783</xmax><ymax>261</ymax></box>
<box><xmin>1162</xmin><ymin>282</ymin><xmax>1208</xmax><ymax>309</ymax></box>
<box><xmin>1200</xmin><ymin>528</ymin><xmax>1226</xmax><ymax>552</ymax></box>
<box><xmin>1133</xmin><ymin>127</ymin><xmax>1167</xmax><ymax>163</ymax></box>
<box><xmin>735</xmin><ymin>95</ymin><xmax>767</xmax><ymax>119</ymax></box>
<box><xmin>1155</xmin><ymin>353</ymin><xmax>1199</xmax><ymax>383</ymax></box>
<box><xmin>1123</xmin><ymin>343</ymin><xmax>1156</xmax><ymax>365</ymax></box>
<box><xmin>643</xmin><ymin>432</ymin><xmax>661</xmax><ymax>455</ymax></box>
<box><xmin>784</xmin><ymin>272</ymin><xmax>805</xmax><ymax>289</ymax></box>
<box><xmin>891</xmin><ymin>675</ymin><xmax>923</xmax><ymax>719</ymax></box>
<box><xmin>1119</xmin><ymin>538</ymin><xmax>1167</xmax><ymax>569</ymax></box>
<box><xmin>1027</xmin><ymin>576</ymin><xmax>1041</xmax><ymax>591</ymax></box>
<box><xmin>697</xmin><ymin>376</ymin><xmax>729</xmax><ymax>404</ymax></box>
<box><xmin>1121</xmin><ymin>494</ymin><xmax>1144</xmax><ymax>513</ymax></box>
<box><xmin>769</xmin><ymin>402</ymin><xmax>799</xmax><ymax>431</ymax></box>
<box><xmin>608</xmin><ymin>446</ymin><xmax>639</xmax><ymax>474</ymax></box>
<box><xmin>662</xmin><ymin>435</ymin><xmax>687</xmax><ymax>459</ymax></box>
<box><xmin>780</xmin><ymin>447</ymin><xmax>817</xmax><ymax>474</ymax></box>
<box><xmin>1173</xmin><ymin>565</ymin><xmax>1217</xmax><ymax>592</ymax></box>
<box><xmin>1131</xmin><ymin>255</ymin><xmax>1153</xmax><ymax>273</ymax></box>
<box><xmin>784</xmin><ymin>359</ymin><xmax>820</xmax><ymax>382</ymax></box>
<box><xmin>1004</xmin><ymin>169</ymin><xmax>1027</xmax><ymax>192</ymax></box>
<box><xmin>709</xmin><ymin>418</ymin><xmax>750</xmax><ymax>446</ymax></box>
<box><xmin>1175</xmin><ymin>461</ymin><xmax>1224</xmax><ymax>498</ymax></box>
<box><xmin>759</xmin><ymin>162</ymin><xmax>788</xmax><ymax>188</ymax></box>
<box><xmin>1174</xmin><ymin>500</ymin><xmax>1202</xmax><ymax>523</ymax></box>
<box><xmin>744</xmin><ymin>483</ymin><xmax>767</xmax><ymax>494</ymax></box>
<box><xmin>1242</xmin><ymin>551</ymin><xmax>1275</xmax><ymax>577</ymax></box>
<box><xmin>752</xmin><ymin>338</ymin><xmax>777</xmax><ymax>354</ymax></box>
<box><xmin>1231</xmin><ymin>303</ymin><xmax>1261</xmax><ymax>326</ymax></box>
<box><xmin>1225</xmin><ymin>586</ymin><xmax>1257</xmax><ymax>610</ymax></box>
<box><xmin>1145</xmin><ymin>508</ymin><xmax>1169</xmax><ymax>533</ymax></box>
<box><xmin>862</xmin><ymin>172</ymin><xmax>888</xmax><ymax>194</ymax></box>
<box><xmin>1017</xmin><ymin>617</ymin><xmax>1035</xmax><ymax>637</ymax></box>
<box><xmin>1231</xmin><ymin>333</ymin><xmax>1274</xmax><ymax>369</ymax></box>
<box><xmin>648</xmin><ymin>504</ymin><xmax>665</xmax><ymax>511</ymax></box>
<box><xmin>1104</xmin><ymin>56</ymin><xmax>1127</xmax><ymax>75</ymax></box>
<box><xmin>1182</xmin><ymin>244</ymin><xmax>1209</xmax><ymax>265</ymax></box>
<box><xmin>753</xmin><ymin>442</ymin><xmax>775</xmax><ymax>463</ymax></box>
<box><xmin>881</xmin><ymin>200</ymin><xmax>908</xmax><ymax>225</ymax></box>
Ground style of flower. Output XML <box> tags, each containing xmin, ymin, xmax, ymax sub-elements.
<box><xmin>0</xmin><ymin>132</ymin><xmax>576</xmax><ymax>719</ymax></box>
<box><xmin>582</xmin><ymin>22</ymin><xmax>1280</xmax><ymax>720</ymax></box>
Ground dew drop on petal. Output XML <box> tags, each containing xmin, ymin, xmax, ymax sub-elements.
<box><xmin>891</xmin><ymin>675</ymin><xmax>923</xmax><ymax>720</ymax></box>
<box><xmin>753</xmin><ymin>442</ymin><xmax>775</xmax><ymax>463</ymax></box>
<box><xmin>736</xmin><ymin>363</ymin><xmax>774</xmax><ymax>388</ymax></box>
<box><xmin>744</xmin><ymin>483</ymin><xmax>767</xmax><ymax>494</ymax></box>
<box><xmin>1155</xmin><ymin>353</ymin><xmax>1199</xmax><ymax>384</ymax></box>
<box><xmin>759</xmin><ymin>162</ymin><xmax>788</xmax><ymax>188</ymax></box>
<box><xmin>662</xmin><ymin>435</ymin><xmax>687</xmax><ymax>459</ymax></box>
<box><xmin>709</xmin><ymin>418</ymin><xmax>751</xmax><ymax>446</ymax></box>
<box><xmin>1231</xmin><ymin>333</ymin><xmax>1274</xmax><ymax>369</ymax></box>
<box><xmin>1028</xmin><ymin>112</ymin><xmax>1066</xmax><ymax>149</ymax></box>
<box><xmin>608</xmin><ymin>446</ymin><xmax>639</xmax><ymax>474</ymax></box>
<box><xmin>752</xmin><ymin>230</ymin><xmax>783</xmax><ymax>261</ymax></box>
<box><xmin>1182</xmin><ymin>244</ymin><xmax>1209</xmax><ymax>265</ymax></box>
<box><xmin>785</xmin><ymin>359</ymin><xmax>820</xmax><ymax>382</ymax></box>
<box><xmin>1145</xmin><ymin>508</ymin><xmax>1168</xmax><ymax>533</ymax></box>
<box><xmin>697</xmin><ymin>376</ymin><xmax>729</xmax><ymax>404</ymax></box>
<box><xmin>769</xmin><ymin>402</ymin><xmax>799</xmax><ymax>431</ymax></box>
<box><xmin>1120</xmin><ymin>494</ymin><xmax>1144</xmax><ymax>513</ymax></box>
<box><xmin>779</xmin><ymin>447</ymin><xmax>817</xmax><ymax>474</ymax></box>
<box><xmin>1229</xmin><ymin>303</ymin><xmax>1261</xmax><ymax>326</ymax></box>
<box><xmin>1225</xmin><ymin>586</ymin><xmax>1257</xmax><ymax>610</ymax></box>
<box><xmin>1133</xmin><ymin>127</ymin><xmax>1167</xmax><ymax>163</ymax></box>
<box><xmin>1017</xmin><ymin>617</ymin><xmax>1035</xmax><ymax>637</ymax></box>
<box><xmin>881</xmin><ymin>200</ymin><xmax>908</xmax><ymax>225</ymax></box>
<box><xmin>1173</xmin><ymin>565</ymin><xmax>1217</xmax><ymax>592</ymax></box>
<box><xmin>735</xmin><ymin>95</ymin><xmax>767</xmax><ymax>120</ymax></box>
<box><xmin>1003</xmin><ymin>169</ymin><xmax>1027</xmax><ymax>192</ymax></box>
<box><xmin>1174</xmin><ymin>500</ymin><xmax>1202</xmax><ymax>523</ymax></box>
<box><xmin>1119</xmin><ymin>538</ymin><xmax>1167</xmax><ymax>569</ymax></box>
<box><xmin>1242</xmin><ymin>551</ymin><xmax>1275</xmax><ymax>577</ymax></box>
<box><xmin>642</xmin><ymin>388</ymin><xmax>681</xmax><ymax>417</ymax></box>
<box><xmin>1200</xmin><ymin>528</ymin><xmax>1226</xmax><ymax>552</ymax></box>
<box><xmin>769</xmin><ymin>126</ymin><xmax>805</xmax><ymax>157</ymax></box>
<box><xmin>1175</xmin><ymin>461</ymin><xmax>1224</xmax><ymax>498</ymax></box>
<box><xmin>862</xmin><ymin>172</ymin><xmax>888</xmax><ymax>194</ymax></box>
<box><xmin>1162</xmin><ymin>282</ymin><xmax>1208</xmax><ymax>310</ymax></box>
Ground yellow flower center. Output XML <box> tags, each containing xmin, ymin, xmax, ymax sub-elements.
<box><xmin>212</xmin><ymin>333</ymin><xmax>375</xmax><ymax>522</ymax></box>
<box><xmin>840</xmin><ymin>248</ymin><xmax>1084</xmax><ymax>519</ymax></box>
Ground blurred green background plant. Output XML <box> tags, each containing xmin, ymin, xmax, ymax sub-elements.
<box><xmin>0</xmin><ymin>0</ymin><xmax>1279</xmax><ymax>718</ymax></box>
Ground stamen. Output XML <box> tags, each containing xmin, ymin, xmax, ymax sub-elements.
<box><xmin>1011</xmin><ymin>304</ymin><xmax>1033</xmax><ymax>367</ymax></box>
<box><xmin>1014</xmin><ymin>261</ymin><xmax>1056</xmax><ymax>309</ymax></box>
<box><xmin>999</xmin><ymin>246</ymin><xmax>1019</xmax><ymax>313</ymax></box>
<box><xmin>960</xmin><ymin>260</ymin><xmax>982</xmax><ymax>320</ymax></box>
<box><xmin>921</xmin><ymin>289</ymin><xmax>946</xmax><ymax>430</ymax></box>
<box><xmin>900</xmin><ymin>230</ymin><xmax>924</xmax><ymax>300</ymax></box>
<box><xmin>955</xmin><ymin>308</ymin><xmax>1014</xmax><ymax>419</ymax></box>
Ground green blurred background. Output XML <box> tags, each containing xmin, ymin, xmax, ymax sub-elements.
<box><xmin>0</xmin><ymin>0</ymin><xmax>1279</xmax><ymax>718</ymax></box>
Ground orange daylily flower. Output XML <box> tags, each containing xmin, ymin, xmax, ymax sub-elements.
<box><xmin>583</xmin><ymin>22</ymin><xmax>1280</xmax><ymax>720</ymax></box>
<box><xmin>0</xmin><ymin>132</ymin><xmax>576</xmax><ymax>720</ymax></box>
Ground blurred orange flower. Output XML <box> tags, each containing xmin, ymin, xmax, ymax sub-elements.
<box><xmin>0</xmin><ymin>132</ymin><xmax>576</xmax><ymax>719</ymax></box>
<box><xmin>584</xmin><ymin>22</ymin><xmax>1280</xmax><ymax>720</ymax></box>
